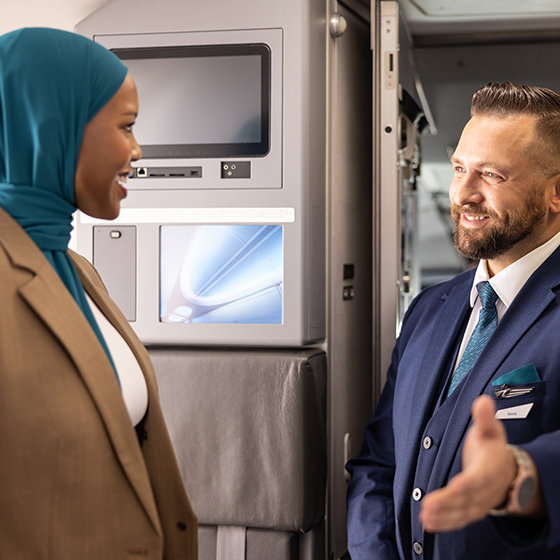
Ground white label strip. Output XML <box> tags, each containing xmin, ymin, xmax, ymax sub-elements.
<box><xmin>79</xmin><ymin>207</ymin><xmax>296</xmax><ymax>225</ymax></box>
<box><xmin>495</xmin><ymin>403</ymin><xmax>534</xmax><ymax>420</ymax></box>
<box><xmin>216</xmin><ymin>525</ymin><xmax>247</xmax><ymax>560</ymax></box>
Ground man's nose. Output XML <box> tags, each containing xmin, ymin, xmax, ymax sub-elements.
<box><xmin>449</xmin><ymin>172</ymin><xmax>483</xmax><ymax>207</ymax></box>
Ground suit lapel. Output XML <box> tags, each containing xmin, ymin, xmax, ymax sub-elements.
<box><xmin>0</xmin><ymin>209</ymin><xmax>161</xmax><ymax>534</ymax></box>
<box><xmin>396</xmin><ymin>277</ymin><xmax>472</xmax><ymax>515</ymax></box>
<box><xmin>426</xmin><ymin>264</ymin><xmax>558</xmax><ymax>491</ymax></box>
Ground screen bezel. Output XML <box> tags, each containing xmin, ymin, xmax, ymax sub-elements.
<box><xmin>112</xmin><ymin>43</ymin><xmax>271</xmax><ymax>159</ymax></box>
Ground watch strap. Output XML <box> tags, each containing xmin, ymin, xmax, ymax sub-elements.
<box><xmin>490</xmin><ymin>444</ymin><xmax>536</xmax><ymax>516</ymax></box>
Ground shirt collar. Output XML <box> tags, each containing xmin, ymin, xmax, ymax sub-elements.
<box><xmin>470</xmin><ymin>229</ymin><xmax>560</xmax><ymax>308</ymax></box>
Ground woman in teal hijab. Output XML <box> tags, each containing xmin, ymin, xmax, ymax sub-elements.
<box><xmin>0</xmin><ymin>28</ymin><xmax>197</xmax><ymax>559</ymax></box>
<box><xmin>0</xmin><ymin>27</ymin><xmax>127</xmax><ymax>374</ymax></box>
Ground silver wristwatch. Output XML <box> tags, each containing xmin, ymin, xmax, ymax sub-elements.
<box><xmin>490</xmin><ymin>444</ymin><xmax>537</xmax><ymax>516</ymax></box>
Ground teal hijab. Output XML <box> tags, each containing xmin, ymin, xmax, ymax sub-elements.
<box><xmin>0</xmin><ymin>28</ymin><xmax>129</xmax><ymax>380</ymax></box>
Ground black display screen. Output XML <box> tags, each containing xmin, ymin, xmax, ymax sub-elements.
<box><xmin>113</xmin><ymin>43</ymin><xmax>271</xmax><ymax>158</ymax></box>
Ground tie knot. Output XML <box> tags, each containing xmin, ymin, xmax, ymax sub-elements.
<box><xmin>476</xmin><ymin>281</ymin><xmax>498</xmax><ymax>308</ymax></box>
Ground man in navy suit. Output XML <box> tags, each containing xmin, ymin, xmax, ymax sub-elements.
<box><xmin>347</xmin><ymin>82</ymin><xmax>560</xmax><ymax>559</ymax></box>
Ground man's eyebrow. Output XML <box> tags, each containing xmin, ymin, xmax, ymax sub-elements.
<box><xmin>450</xmin><ymin>157</ymin><xmax>504</xmax><ymax>170</ymax></box>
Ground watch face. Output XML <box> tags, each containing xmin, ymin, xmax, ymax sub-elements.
<box><xmin>518</xmin><ymin>476</ymin><xmax>536</xmax><ymax>509</ymax></box>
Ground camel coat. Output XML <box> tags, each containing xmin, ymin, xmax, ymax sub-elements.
<box><xmin>0</xmin><ymin>207</ymin><xmax>197</xmax><ymax>559</ymax></box>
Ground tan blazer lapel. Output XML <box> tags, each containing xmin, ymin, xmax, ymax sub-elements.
<box><xmin>69</xmin><ymin>251</ymin><xmax>166</xmax><ymax>531</ymax></box>
<box><xmin>0</xmin><ymin>208</ymin><xmax>161</xmax><ymax>534</ymax></box>
<box><xmin>71</xmin><ymin>250</ymin><xmax>160</xmax><ymax>394</ymax></box>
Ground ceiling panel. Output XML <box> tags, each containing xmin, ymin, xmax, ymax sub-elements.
<box><xmin>401</xmin><ymin>0</ymin><xmax>560</xmax><ymax>36</ymax></box>
<box><xmin>0</xmin><ymin>0</ymin><xmax>110</xmax><ymax>37</ymax></box>
<box><xmin>409</xmin><ymin>0</ymin><xmax>560</xmax><ymax>18</ymax></box>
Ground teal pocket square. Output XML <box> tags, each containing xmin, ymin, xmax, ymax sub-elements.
<box><xmin>491</xmin><ymin>364</ymin><xmax>541</xmax><ymax>386</ymax></box>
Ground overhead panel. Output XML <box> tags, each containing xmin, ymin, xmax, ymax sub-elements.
<box><xmin>409</xmin><ymin>0</ymin><xmax>560</xmax><ymax>17</ymax></box>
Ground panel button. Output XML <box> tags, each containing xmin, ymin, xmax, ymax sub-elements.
<box><xmin>423</xmin><ymin>436</ymin><xmax>433</xmax><ymax>449</ymax></box>
<box><xmin>412</xmin><ymin>488</ymin><xmax>423</xmax><ymax>501</ymax></box>
<box><xmin>413</xmin><ymin>542</ymin><xmax>423</xmax><ymax>555</ymax></box>
<box><xmin>221</xmin><ymin>161</ymin><xmax>251</xmax><ymax>178</ymax></box>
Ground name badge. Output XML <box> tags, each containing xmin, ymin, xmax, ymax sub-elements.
<box><xmin>495</xmin><ymin>403</ymin><xmax>533</xmax><ymax>420</ymax></box>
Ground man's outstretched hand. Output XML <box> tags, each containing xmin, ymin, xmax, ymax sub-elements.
<box><xmin>419</xmin><ymin>395</ymin><xmax>518</xmax><ymax>532</ymax></box>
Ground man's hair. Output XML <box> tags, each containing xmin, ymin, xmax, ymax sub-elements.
<box><xmin>471</xmin><ymin>82</ymin><xmax>560</xmax><ymax>176</ymax></box>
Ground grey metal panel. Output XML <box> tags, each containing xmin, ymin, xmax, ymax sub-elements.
<box><xmin>376</xmin><ymin>0</ymin><xmax>400</xmax><ymax>395</ymax></box>
<box><xmin>198</xmin><ymin>525</ymin><xmax>218</xmax><ymax>560</ymax></box>
<box><xmin>327</xmin><ymin>4</ymin><xmax>373</xmax><ymax>558</ymax></box>
<box><xmin>75</xmin><ymin>0</ymin><xmax>327</xmax><ymax>346</ymax></box>
<box><xmin>94</xmin><ymin>28</ymin><xmax>283</xmax><ymax>192</ymax></box>
<box><xmin>247</xmin><ymin>528</ymin><xmax>299</xmax><ymax>560</ymax></box>
<box><xmin>375</xmin><ymin>2</ymin><xmax>425</xmax><ymax>391</ymax></box>
<box><xmin>198</xmin><ymin>523</ymin><xmax>325</xmax><ymax>560</ymax></box>
<box><xmin>299</xmin><ymin>520</ymin><xmax>326</xmax><ymax>560</ymax></box>
<box><xmin>92</xmin><ymin>225</ymin><xmax>137</xmax><ymax>321</ymax></box>
<box><xmin>150</xmin><ymin>347</ymin><xmax>327</xmax><ymax>532</ymax></box>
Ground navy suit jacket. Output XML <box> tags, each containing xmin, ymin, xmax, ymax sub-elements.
<box><xmin>347</xmin><ymin>245</ymin><xmax>560</xmax><ymax>560</ymax></box>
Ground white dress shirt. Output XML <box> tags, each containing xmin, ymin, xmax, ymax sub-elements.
<box><xmin>454</xmin><ymin>229</ymin><xmax>560</xmax><ymax>372</ymax></box>
<box><xmin>86</xmin><ymin>293</ymin><xmax>149</xmax><ymax>426</ymax></box>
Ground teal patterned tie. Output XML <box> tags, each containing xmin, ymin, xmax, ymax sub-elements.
<box><xmin>447</xmin><ymin>281</ymin><xmax>499</xmax><ymax>396</ymax></box>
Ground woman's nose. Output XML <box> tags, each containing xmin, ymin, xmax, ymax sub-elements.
<box><xmin>131</xmin><ymin>133</ymin><xmax>142</xmax><ymax>162</ymax></box>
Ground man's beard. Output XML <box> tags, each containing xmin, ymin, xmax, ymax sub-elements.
<box><xmin>451</xmin><ymin>189</ymin><xmax>547</xmax><ymax>261</ymax></box>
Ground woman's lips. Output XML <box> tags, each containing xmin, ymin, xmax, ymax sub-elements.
<box><xmin>117</xmin><ymin>174</ymin><xmax>129</xmax><ymax>197</ymax></box>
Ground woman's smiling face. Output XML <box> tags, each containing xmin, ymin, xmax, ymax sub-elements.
<box><xmin>74</xmin><ymin>73</ymin><xmax>141</xmax><ymax>220</ymax></box>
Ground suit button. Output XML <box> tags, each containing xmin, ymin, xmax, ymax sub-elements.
<box><xmin>412</xmin><ymin>488</ymin><xmax>423</xmax><ymax>501</ymax></box>
<box><xmin>423</xmin><ymin>436</ymin><xmax>433</xmax><ymax>449</ymax></box>
<box><xmin>413</xmin><ymin>541</ymin><xmax>423</xmax><ymax>555</ymax></box>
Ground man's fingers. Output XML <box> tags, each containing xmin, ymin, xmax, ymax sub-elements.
<box><xmin>419</xmin><ymin>396</ymin><xmax>517</xmax><ymax>533</ymax></box>
<box><xmin>420</xmin><ymin>474</ymin><xmax>491</xmax><ymax>532</ymax></box>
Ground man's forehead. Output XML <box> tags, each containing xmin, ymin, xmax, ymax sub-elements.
<box><xmin>463</xmin><ymin>113</ymin><xmax>538</xmax><ymax>135</ymax></box>
<box><xmin>455</xmin><ymin>113</ymin><xmax>538</xmax><ymax>154</ymax></box>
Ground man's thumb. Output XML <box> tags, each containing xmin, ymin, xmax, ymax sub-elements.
<box><xmin>471</xmin><ymin>395</ymin><xmax>501</xmax><ymax>439</ymax></box>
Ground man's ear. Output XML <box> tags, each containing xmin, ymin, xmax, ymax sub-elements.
<box><xmin>549</xmin><ymin>174</ymin><xmax>560</xmax><ymax>214</ymax></box>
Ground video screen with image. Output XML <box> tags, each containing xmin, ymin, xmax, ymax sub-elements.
<box><xmin>160</xmin><ymin>224</ymin><xmax>283</xmax><ymax>324</ymax></box>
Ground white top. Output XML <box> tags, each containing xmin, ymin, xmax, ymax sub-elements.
<box><xmin>454</xmin><ymin>229</ymin><xmax>560</xmax><ymax>371</ymax></box>
<box><xmin>85</xmin><ymin>293</ymin><xmax>149</xmax><ymax>426</ymax></box>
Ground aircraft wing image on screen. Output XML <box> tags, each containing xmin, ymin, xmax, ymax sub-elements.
<box><xmin>160</xmin><ymin>224</ymin><xmax>283</xmax><ymax>324</ymax></box>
